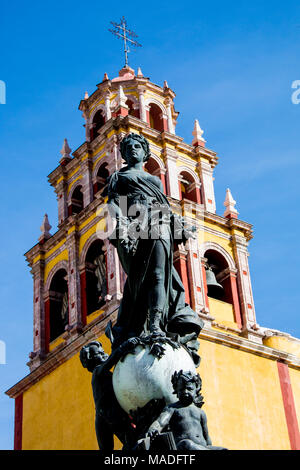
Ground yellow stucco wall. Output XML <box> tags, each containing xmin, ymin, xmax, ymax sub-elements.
<box><xmin>198</xmin><ymin>339</ymin><xmax>291</xmax><ymax>450</ymax></box>
<box><xmin>21</xmin><ymin>331</ymin><xmax>299</xmax><ymax>450</ymax></box>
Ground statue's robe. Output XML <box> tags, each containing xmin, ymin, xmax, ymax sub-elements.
<box><xmin>107</xmin><ymin>169</ymin><xmax>203</xmax><ymax>364</ymax></box>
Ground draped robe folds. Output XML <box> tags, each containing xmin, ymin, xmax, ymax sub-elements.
<box><xmin>106</xmin><ymin>169</ymin><xmax>203</xmax><ymax>365</ymax></box>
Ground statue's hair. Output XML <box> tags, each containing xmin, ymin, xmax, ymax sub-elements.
<box><xmin>79</xmin><ymin>341</ymin><xmax>103</xmax><ymax>369</ymax></box>
<box><xmin>120</xmin><ymin>133</ymin><xmax>151</xmax><ymax>162</ymax></box>
<box><xmin>171</xmin><ymin>370</ymin><xmax>204</xmax><ymax>407</ymax></box>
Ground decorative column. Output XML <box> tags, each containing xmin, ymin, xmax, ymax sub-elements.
<box><xmin>104</xmin><ymin>240</ymin><xmax>123</xmax><ymax>302</ymax></box>
<box><xmin>55</xmin><ymin>180</ymin><xmax>68</xmax><ymax>225</ymax></box>
<box><xmin>232</xmin><ymin>234</ymin><xmax>260</xmax><ymax>342</ymax></box>
<box><xmin>217</xmin><ymin>267</ymin><xmax>242</xmax><ymax>329</ymax></box>
<box><xmin>165</xmin><ymin>97</ymin><xmax>175</xmax><ymax>134</ymax></box>
<box><xmin>197</xmin><ymin>160</ymin><xmax>216</xmax><ymax>213</ymax></box>
<box><xmin>173</xmin><ymin>245</ymin><xmax>190</xmax><ymax>305</ymax></box>
<box><xmin>30</xmin><ymin>259</ymin><xmax>46</xmax><ymax>358</ymax></box>
<box><xmin>104</xmin><ymin>91</ymin><xmax>112</xmax><ymax>121</ymax></box>
<box><xmin>66</xmin><ymin>226</ymin><xmax>82</xmax><ymax>333</ymax></box>
<box><xmin>138</xmin><ymin>86</ymin><xmax>147</xmax><ymax>123</ymax></box>
<box><xmin>163</xmin><ymin>149</ymin><xmax>180</xmax><ymax>200</ymax></box>
<box><xmin>185</xmin><ymin>237</ymin><xmax>206</xmax><ymax>313</ymax></box>
<box><xmin>81</xmin><ymin>158</ymin><xmax>93</xmax><ymax>207</ymax></box>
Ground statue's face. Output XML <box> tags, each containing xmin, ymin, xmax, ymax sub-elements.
<box><xmin>124</xmin><ymin>137</ymin><xmax>145</xmax><ymax>165</ymax></box>
<box><xmin>88</xmin><ymin>344</ymin><xmax>109</xmax><ymax>365</ymax></box>
<box><xmin>176</xmin><ymin>379</ymin><xmax>197</xmax><ymax>406</ymax></box>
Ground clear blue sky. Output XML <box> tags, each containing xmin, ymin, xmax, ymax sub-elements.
<box><xmin>1</xmin><ymin>0</ymin><xmax>300</xmax><ymax>450</ymax></box>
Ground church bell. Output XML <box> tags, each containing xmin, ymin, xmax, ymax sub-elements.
<box><xmin>205</xmin><ymin>267</ymin><xmax>224</xmax><ymax>299</ymax></box>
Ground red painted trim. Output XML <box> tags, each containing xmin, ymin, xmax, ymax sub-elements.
<box><xmin>146</xmin><ymin>110</ymin><xmax>150</xmax><ymax>125</ymax></box>
<box><xmin>230</xmin><ymin>274</ymin><xmax>242</xmax><ymax>329</ymax></box>
<box><xmin>162</xmin><ymin>117</ymin><xmax>168</xmax><ymax>132</ymax></box>
<box><xmin>195</xmin><ymin>186</ymin><xmax>201</xmax><ymax>204</ymax></box>
<box><xmin>201</xmin><ymin>263</ymin><xmax>209</xmax><ymax>309</ymax></box>
<box><xmin>277</xmin><ymin>361</ymin><xmax>300</xmax><ymax>450</ymax></box>
<box><xmin>14</xmin><ymin>394</ymin><xmax>23</xmax><ymax>450</ymax></box>
<box><xmin>160</xmin><ymin>172</ymin><xmax>167</xmax><ymax>195</ymax></box>
<box><xmin>174</xmin><ymin>255</ymin><xmax>190</xmax><ymax>305</ymax></box>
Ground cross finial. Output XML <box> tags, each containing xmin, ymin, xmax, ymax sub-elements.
<box><xmin>109</xmin><ymin>17</ymin><xmax>142</xmax><ymax>67</ymax></box>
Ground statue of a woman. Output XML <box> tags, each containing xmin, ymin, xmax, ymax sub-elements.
<box><xmin>106</xmin><ymin>133</ymin><xmax>203</xmax><ymax>365</ymax></box>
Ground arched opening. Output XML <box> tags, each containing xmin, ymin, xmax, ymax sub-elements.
<box><xmin>144</xmin><ymin>157</ymin><xmax>160</xmax><ymax>176</ymax></box>
<box><xmin>69</xmin><ymin>185</ymin><xmax>83</xmax><ymax>216</ymax></box>
<box><xmin>149</xmin><ymin>103</ymin><xmax>164</xmax><ymax>132</ymax></box>
<box><xmin>204</xmin><ymin>250</ymin><xmax>229</xmax><ymax>302</ymax></box>
<box><xmin>178</xmin><ymin>171</ymin><xmax>201</xmax><ymax>204</ymax></box>
<box><xmin>126</xmin><ymin>99</ymin><xmax>139</xmax><ymax>118</ymax></box>
<box><xmin>84</xmin><ymin>240</ymin><xmax>107</xmax><ymax>316</ymax></box>
<box><xmin>94</xmin><ymin>162</ymin><xmax>109</xmax><ymax>195</ymax></box>
<box><xmin>91</xmin><ymin>109</ymin><xmax>105</xmax><ymax>141</ymax></box>
<box><xmin>144</xmin><ymin>157</ymin><xmax>166</xmax><ymax>194</ymax></box>
<box><xmin>49</xmin><ymin>269</ymin><xmax>69</xmax><ymax>342</ymax></box>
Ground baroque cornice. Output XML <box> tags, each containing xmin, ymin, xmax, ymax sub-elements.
<box><xmin>6</xmin><ymin>309</ymin><xmax>300</xmax><ymax>399</ymax></box>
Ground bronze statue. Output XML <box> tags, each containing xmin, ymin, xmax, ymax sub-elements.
<box><xmin>79</xmin><ymin>338</ymin><xmax>139</xmax><ymax>450</ymax></box>
<box><xmin>145</xmin><ymin>370</ymin><xmax>226</xmax><ymax>450</ymax></box>
<box><xmin>106</xmin><ymin>133</ymin><xmax>203</xmax><ymax>365</ymax></box>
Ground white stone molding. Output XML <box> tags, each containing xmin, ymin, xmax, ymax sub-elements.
<box><xmin>164</xmin><ymin>149</ymin><xmax>180</xmax><ymax>200</ymax></box>
<box><xmin>185</xmin><ymin>236</ymin><xmax>206</xmax><ymax>312</ymax></box>
<box><xmin>199</xmin><ymin>241</ymin><xmax>236</xmax><ymax>272</ymax></box>
<box><xmin>164</xmin><ymin>97</ymin><xmax>175</xmax><ymax>134</ymax></box>
<box><xmin>232</xmin><ymin>235</ymin><xmax>257</xmax><ymax>329</ymax></box>
<box><xmin>104</xmin><ymin>92</ymin><xmax>112</xmax><ymax>120</ymax></box>
<box><xmin>197</xmin><ymin>160</ymin><xmax>216</xmax><ymax>213</ymax></box>
<box><xmin>137</xmin><ymin>87</ymin><xmax>147</xmax><ymax>122</ymax></box>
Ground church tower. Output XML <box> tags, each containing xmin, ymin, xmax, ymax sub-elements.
<box><xmin>6</xmin><ymin>66</ymin><xmax>300</xmax><ymax>450</ymax></box>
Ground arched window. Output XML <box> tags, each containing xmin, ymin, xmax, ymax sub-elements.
<box><xmin>49</xmin><ymin>269</ymin><xmax>68</xmax><ymax>342</ymax></box>
<box><xmin>91</xmin><ymin>109</ymin><xmax>105</xmax><ymax>140</ymax></box>
<box><xmin>149</xmin><ymin>103</ymin><xmax>164</xmax><ymax>132</ymax></box>
<box><xmin>126</xmin><ymin>99</ymin><xmax>139</xmax><ymax>118</ymax></box>
<box><xmin>69</xmin><ymin>185</ymin><xmax>83</xmax><ymax>215</ymax></box>
<box><xmin>144</xmin><ymin>157</ymin><xmax>160</xmax><ymax>176</ymax></box>
<box><xmin>84</xmin><ymin>240</ymin><xmax>107</xmax><ymax>316</ymax></box>
<box><xmin>178</xmin><ymin>171</ymin><xmax>201</xmax><ymax>204</ymax></box>
<box><xmin>94</xmin><ymin>162</ymin><xmax>109</xmax><ymax>195</ymax></box>
<box><xmin>204</xmin><ymin>250</ymin><xmax>233</xmax><ymax>304</ymax></box>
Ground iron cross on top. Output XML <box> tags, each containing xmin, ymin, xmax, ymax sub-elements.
<box><xmin>109</xmin><ymin>17</ymin><xmax>142</xmax><ymax>67</ymax></box>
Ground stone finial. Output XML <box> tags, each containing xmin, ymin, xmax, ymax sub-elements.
<box><xmin>223</xmin><ymin>188</ymin><xmax>238</xmax><ymax>219</ymax></box>
<box><xmin>103</xmin><ymin>72</ymin><xmax>109</xmax><ymax>81</ymax></box>
<box><xmin>163</xmin><ymin>80</ymin><xmax>169</xmax><ymax>89</ymax></box>
<box><xmin>117</xmin><ymin>85</ymin><xmax>128</xmax><ymax>109</ymax></box>
<box><xmin>192</xmin><ymin>119</ymin><xmax>206</xmax><ymax>147</ymax></box>
<box><xmin>137</xmin><ymin>67</ymin><xmax>143</xmax><ymax>77</ymax></box>
<box><xmin>39</xmin><ymin>214</ymin><xmax>52</xmax><ymax>242</ymax></box>
<box><xmin>60</xmin><ymin>138</ymin><xmax>72</xmax><ymax>165</ymax></box>
<box><xmin>84</xmin><ymin>91</ymin><xmax>89</xmax><ymax>100</ymax></box>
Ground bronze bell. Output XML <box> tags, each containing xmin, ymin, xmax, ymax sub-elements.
<box><xmin>205</xmin><ymin>268</ymin><xmax>224</xmax><ymax>300</ymax></box>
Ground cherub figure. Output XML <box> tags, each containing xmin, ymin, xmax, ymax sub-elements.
<box><xmin>146</xmin><ymin>370</ymin><xmax>226</xmax><ymax>450</ymax></box>
<box><xmin>80</xmin><ymin>338</ymin><xmax>139</xmax><ymax>450</ymax></box>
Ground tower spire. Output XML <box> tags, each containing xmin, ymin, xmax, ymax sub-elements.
<box><xmin>223</xmin><ymin>188</ymin><xmax>239</xmax><ymax>219</ymax></box>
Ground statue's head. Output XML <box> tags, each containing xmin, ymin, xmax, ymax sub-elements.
<box><xmin>171</xmin><ymin>370</ymin><xmax>204</xmax><ymax>407</ymax></box>
<box><xmin>120</xmin><ymin>133</ymin><xmax>151</xmax><ymax>165</ymax></box>
<box><xmin>80</xmin><ymin>341</ymin><xmax>109</xmax><ymax>372</ymax></box>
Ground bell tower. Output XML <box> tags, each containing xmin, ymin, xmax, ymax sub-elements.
<box><xmin>6</xmin><ymin>65</ymin><xmax>300</xmax><ymax>451</ymax></box>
